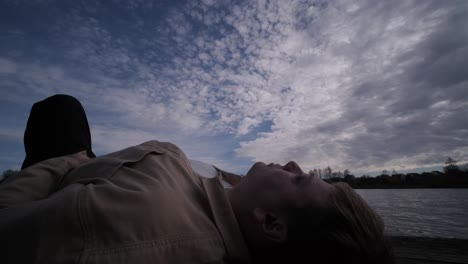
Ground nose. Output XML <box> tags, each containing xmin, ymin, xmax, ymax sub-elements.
<box><xmin>283</xmin><ymin>161</ymin><xmax>303</xmax><ymax>174</ymax></box>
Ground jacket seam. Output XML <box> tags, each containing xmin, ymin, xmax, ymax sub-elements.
<box><xmin>83</xmin><ymin>235</ymin><xmax>224</xmax><ymax>255</ymax></box>
<box><xmin>143</xmin><ymin>141</ymin><xmax>182</xmax><ymax>158</ymax></box>
<box><xmin>77</xmin><ymin>186</ymin><xmax>88</xmax><ymax>264</ymax></box>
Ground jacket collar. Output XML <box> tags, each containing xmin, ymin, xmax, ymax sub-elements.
<box><xmin>201</xmin><ymin>176</ymin><xmax>250</xmax><ymax>264</ymax></box>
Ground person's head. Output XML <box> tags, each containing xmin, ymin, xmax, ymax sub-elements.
<box><xmin>228</xmin><ymin>161</ymin><xmax>393</xmax><ymax>264</ymax></box>
<box><xmin>22</xmin><ymin>94</ymin><xmax>95</xmax><ymax>169</ymax></box>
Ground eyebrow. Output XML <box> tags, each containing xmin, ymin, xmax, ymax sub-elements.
<box><xmin>294</xmin><ymin>173</ymin><xmax>313</xmax><ymax>185</ymax></box>
<box><xmin>304</xmin><ymin>174</ymin><xmax>314</xmax><ymax>185</ymax></box>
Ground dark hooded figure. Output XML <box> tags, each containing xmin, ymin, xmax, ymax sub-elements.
<box><xmin>21</xmin><ymin>94</ymin><xmax>96</xmax><ymax>169</ymax></box>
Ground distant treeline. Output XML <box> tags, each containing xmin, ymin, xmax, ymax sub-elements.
<box><xmin>316</xmin><ymin>158</ymin><xmax>468</xmax><ymax>188</ymax></box>
<box><xmin>2</xmin><ymin>158</ymin><xmax>468</xmax><ymax>188</ymax></box>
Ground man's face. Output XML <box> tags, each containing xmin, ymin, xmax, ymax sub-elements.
<box><xmin>239</xmin><ymin>161</ymin><xmax>335</xmax><ymax>211</ymax></box>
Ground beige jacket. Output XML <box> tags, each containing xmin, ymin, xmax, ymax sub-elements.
<box><xmin>0</xmin><ymin>141</ymin><xmax>250</xmax><ymax>264</ymax></box>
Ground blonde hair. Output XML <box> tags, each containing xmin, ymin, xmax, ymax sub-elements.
<box><xmin>275</xmin><ymin>182</ymin><xmax>393</xmax><ymax>264</ymax></box>
<box><xmin>327</xmin><ymin>182</ymin><xmax>393</xmax><ymax>263</ymax></box>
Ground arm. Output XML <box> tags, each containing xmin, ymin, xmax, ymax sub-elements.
<box><xmin>0</xmin><ymin>151</ymin><xmax>89</xmax><ymax>208</ymax></box>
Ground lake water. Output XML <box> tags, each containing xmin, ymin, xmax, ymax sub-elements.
<box><xmin>356</xmin><ymin>189</ymin><xmax>468</xmax><ymax>239</ymax></box>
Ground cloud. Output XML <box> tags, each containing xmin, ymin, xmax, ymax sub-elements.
<box><xmin>229</xmin><ymin>0</ymin><xmax>468</xmax><ymax>172</ymax></box>
<box><xmin>0</xmin><ymin>127</ymin><xmax>23</xmax><ymax>141</ymax></box>
<box><xmin>0</xmin><ymin>0</ymin><xmax>466</xmax><ymax>174</ymax></box>
<box><xmin>0</xmin><ymin>58</ymin><xmax>18</xmax><ymax>74</ymax></box>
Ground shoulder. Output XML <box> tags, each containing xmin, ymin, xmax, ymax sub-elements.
<box><xmin>140</xmin><ymin>140</ymin><xmax>183</xmax><ymax>154</ymax></box>
<box><xmin>60</xmin><ymin>140</ymin><xmax>191</xmax><ymax>187</ymax></box>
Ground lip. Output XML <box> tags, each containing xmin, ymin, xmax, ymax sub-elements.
<box><xmin>267</xmin><ymin>163</ymin><xmax>282</xmax><ymax>169</ymax></box>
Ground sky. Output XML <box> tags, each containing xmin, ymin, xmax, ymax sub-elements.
<box><xmin>0</xmin><ymin>0</ymin><xmax>467</xmax><ymax>177</ymax></box>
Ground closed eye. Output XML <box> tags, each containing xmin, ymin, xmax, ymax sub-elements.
<box><xmin>292</xmin><ymin>174</ymin><xmax>306</xmax><ymax>184</ymax></box>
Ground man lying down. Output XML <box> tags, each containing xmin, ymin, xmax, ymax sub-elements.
<box><xmin>0</xmin><ymin>95</ymin><xmax>393</xmax><ymax>264</ymax></box>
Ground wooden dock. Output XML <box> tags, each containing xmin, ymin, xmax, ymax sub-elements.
<box><xmin>392</xmin><ymin>236</ymin><xmax>468</xmax><ymax>264</ymax></box>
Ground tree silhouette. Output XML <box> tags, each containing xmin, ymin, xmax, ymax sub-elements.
<box><xmin>444</xmin><ymin>157</ymin><xmax>460</xmax><ymax>174</ymax></box>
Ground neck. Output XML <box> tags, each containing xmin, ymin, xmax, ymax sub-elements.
<box><xmin>227</xmin><ymin>187</ymin><xmax>270</xmax><ymax>256</ymax></box>
<box><xmin>226</xmin><ymin>187</ymin><xmax>244</xmax><ymax>231</ymax></box>
<box><xmin>226</xmin><ymin>187</ymin><xmax>255</xmax><ymax>249</ymax></box>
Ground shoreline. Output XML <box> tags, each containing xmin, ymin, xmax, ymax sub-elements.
<box><xmin>354</xmin><ymin>186</ymin><xmax>468</xmax><ymax>189</ymax></box>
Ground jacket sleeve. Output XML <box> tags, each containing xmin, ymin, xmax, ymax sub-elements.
<box><xmin>0</xmin><ymin>151</ymin><xmax>89</xmax><ymax>208</ymax></box>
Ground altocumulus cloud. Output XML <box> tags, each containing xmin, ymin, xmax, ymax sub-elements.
<box><xmin>0</xmin><ymin>0</ymin><xmax>467</xmax><ymax>175</ymax></box>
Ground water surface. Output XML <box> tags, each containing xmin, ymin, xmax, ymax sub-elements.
<box><xmin>356</xmin><ymin>189</ymin><xmax>468</xmax><ymax>239</ymax></box>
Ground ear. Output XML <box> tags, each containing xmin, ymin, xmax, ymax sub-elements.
<box><xmin>253</xmin><ymin>208</ymin><xmax>288</xmax><ymax>243</ymax></box>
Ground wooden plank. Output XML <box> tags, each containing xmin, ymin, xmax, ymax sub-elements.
<box><xmin>391</xmin><ymin>236</ymin><xmax>468</xmax><ymax>264</ymax></box>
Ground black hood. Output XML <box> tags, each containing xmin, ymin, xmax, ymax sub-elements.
<box><xmin>22</xmin><ymin>94</ymin><xmax>96</xmax><ymax>169</ymax></box>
